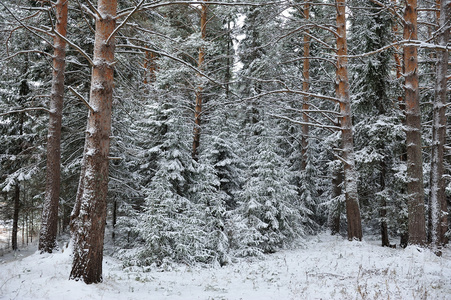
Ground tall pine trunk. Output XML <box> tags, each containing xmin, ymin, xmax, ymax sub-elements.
<box><xmin>301</xmin><ymin>2</ymin><xmax>310</xmax><ymax>171</ymax></box>
<box><xmin>12</xmin><ymin>183</ymin><xmax>20</xmax><ymax>251</ymax></box>
<box><xmin>380</xmin><ymin>161</ymin><xmax>389</xmax><ymax>247</ymax></box>
<box><xmin>39</xmin><ymin>0</ymin><xmax>68</xmax><ymax>253</ymax></box>
<box><xmin>429</xmin><ymin>0</ymin><xmax>450</xmax><ymax>247</ymax></box>
<box><xmin>404</xmin><ymin>0</ymin><xmax>426</xmax><ymax>245</ymax></box>
<box><xmin>336</xmin><ymin>0</ymin><xmax>362</xmax><ymax>241</ymax></box>
<box><xmin>192</xmin><ymin>0</ymin><xmax>208</xmax><ymax>160</ymax></box>
<box><xmin>70</xmin><ymin>0</ymin><xmax>117</xmax><ymax>284</ymax></box>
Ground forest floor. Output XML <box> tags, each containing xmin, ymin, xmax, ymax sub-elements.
<box><xmin>0</xmin><ymin>232</ymin><xmax>450</xmax><ymax>300</ymax></box>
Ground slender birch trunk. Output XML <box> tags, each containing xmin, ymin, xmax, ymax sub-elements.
<box><xmin>192</xmin><ymin>0</ymin><xmax>208</xmax><ymax>161</ymax></box>
<box><xmin>39</xmin><ymin>0</ymin><xmax>68</xmax><ymax>254</ymax></box>
<box><xmin>429</xmin><ymin>0</ymin><xmax>450</xmax><ymax>247</ymax></box>
<box><xmin>70</xmin><ymin>0</ymin><xmax>117</xmax><ymax>284</ymax></box>
<box><xmin>403</xmin><ymin>0</ymin><xmax>426</xmax><ymax>245</ymax></box>
<box><xmin>336</xmin><ymin>0</ymin><xmax>362</xmax><ymax>241</ymax></box>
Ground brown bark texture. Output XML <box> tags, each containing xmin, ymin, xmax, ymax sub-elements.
<box><xmin>403</xmin><ymin>0</ymin><xmax>426</xmax><ymax>245</ymax></box>
<box><xmin>192</xmin><ymin>0</ymin><xmax>208</xmax><ymax>160</ymax></box>
<box><xmin>12</xmin><ymin>183</ymin><xmax>20</xmax><ymax>250</ymax></box>
<box><xmin>39</xmin><ymin>0</ymin><xmax>68</xmax><ymax>254</ymax></box>
<box><xmin>336</xmin><ymin>0</ymin><xmax>362</xmax><ymax>241</ymax></box>
<box><xmin>143</xmin><ymin>50</ymin><xmax>157</xmax><ymax>84</ymax></box>
<box><xmin>429</xmin><ymin>0</ymin><xmax>450</xmax><ymax>247</ymax></box>
<box><xmin>380</xmin><ymin>161</ymin><xmax>389</xmax><ymax>247</ymax></box>
<box><xmin>329</xmin><ymin>166</ymin><xmax>343</xmax><ymax>235</ymax></box>
<box><xmin>70</xmin><ymin>0</ymin><xmax>117</xmax><ymax>284</ymax></box>
<box><xmin>301</xmin><ymin>2</ymin><xmax>310</xmax><ymax>171</ymax></box>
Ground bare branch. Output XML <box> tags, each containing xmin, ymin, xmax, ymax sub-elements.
<box><xmin>0</xmin><ymin>2</ymin><xmax>53</xmax><ymax>47</ymax></box>
<box><xmin>106</xmin><ymin>0</ymin><xmax>146</xmax><ymax>44</ymax></box>
<box><xmin>68</xmin><ymin>86</ymin><xmax>96</xmax><ymax>113</ymax></box>
<box><xmin>3</xmin><ymin>49</ymin><xmax>52</xmax><ymax>61</ymax></box>
<box><xmin>116</xmin><ymin>43</ymin><xmax>226</xmax><ymax>86</ymax></box>
<box><xmin>53</xmin><ymin>30</ymin><xmax>94</xmax><ymax>66</ymax></box>
<box><xmin>116</xmin><ymin>1</ymin><xmax>287</xmax><ymax>18</ymax></box>
<box><xmin>84</xmin><ymin>0</ymin><xmax>102</xmax><ymax>19</ymax></box>
<box><xmin>269</xmin><ymin>113</ymin><xmax>342</xmax><ymax>131</ymax></box>
<box><xmin>0</xmin><ymin>107</ymin><xmax>51</xmax><ymax>117</ymax></box>
<box><xmin>242</xmin><ymin>88</ymin><xmax>340</xmax><ymax>103</ymax></box>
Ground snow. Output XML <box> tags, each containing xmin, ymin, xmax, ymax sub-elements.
<box><xmin>1</xmin><ymin>233</ymin><xmax>450</xmax><ymax>300</ymax></box>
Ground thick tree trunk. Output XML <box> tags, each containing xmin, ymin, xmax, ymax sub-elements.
<box><xmin>12</xmin><ymin>183</ymin><xmax>20</xmax><ymax>251</ymax></box>
<box><xmin>404</xmin><ymin>0</ymin><xmax>426</xmax><ymax>245</ymax></box>
<box><xmin>429</xmin><ymin>0</ymin><xmax>450</xmax><ymax>247</ymax></box>
<box><xmin>329</xmin><ymin>165</ymin><xmax>343</xmax><ymax>235</ymax></box>
<box><xmin>70</xmin><ymin>0</ymin><xmax>117</xmax><ymax>284</ymax></box>
<box><xmin>336</xmin><ymin>0</ymin><xmax>362</xmax><ymax>241</ymax></box>
<box><xmin>39</xmin><ymin>0</ymin><xmax>68</xmax><ymax>254</ymax></box>
<box><xmin>301</xmin><ymin>2</ymin><xmax>310</xmax><ymax>171</ymax></box>
<box><xmin>192</xmin><ymin>0</ymin><xmax>208</xmax><ymax>161</ymax></box>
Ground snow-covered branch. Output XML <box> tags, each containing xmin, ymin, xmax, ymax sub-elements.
<box><xmin>269</xmin><ymin>113</ymin><xmax>341</xmax><ymax>131</ymax></box>
<box><xmin>0</xmin><ymin>107</ymin><xmax>51</xmax><ymax>117</ymax></box>
<box><xmin>53</xmin><ymin>30</ymin><xmax>94</xmax><ymax>66</ymax></box>
<box><xmin>116</xmin><ymin>43</ymin><xmax>226</xmax><ymax>86</ymax></box>
<box><xmin>68</xmin><ymin>86</ymin><xmax>96</xmax><ymax>113</ymax></box>
<box><xmin>0</xmin><ymin>2</ymin><xmax>53</xmax><ymax>48</ymax></box>
<box><xmin>106</xmin><ymin>0</ymin><xmax>147</xmax><ymax>44</ymax></box>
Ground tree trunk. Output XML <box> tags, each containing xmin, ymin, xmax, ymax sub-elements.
<box><xmin>143</xmin><ymin>50</ymin><xmax>157</xmax><ymax>84</ymax></box>
<box><xmin>39</xmin><ymin>0</ymin><xmax>68</xmax><ymax>254</ymax></box>
<box><xmin>112</xmin><ymin>199</ymin><xmax>117</xmax><ymax>240</ymax></box>
<box><xmin>380</xmin><ymin>161</ymin><xmax>389</xmax><ymax>247</ymax></box>
<box><xmin>404</xmin><ymin>0</ymin><xmax>426</xmax><ymax>245</ymax></box>
<box><xmin>301</xmin><ymin>2</ymin><xmax>310</xmax><ymax>171</ymax></box>
<box><xmin>429</xmin><ymin>0</ymin><xmax>450</xmax><ymax>247</ymax></box>
<box><xmin>329</xmin><ymin>165</ymin><xmax>343</xmax><ymax>235</ymax></box>
<box><xmin>336</xmin><ymin>0</ymin><xmax>362</xmax><ymax>241</ymax></box>
<box><xmin>70</xmin><ymin>0</ymin><xmax>117</xmax><ymax>284</ymax></box>
<box><xmin>192</xmin><ymin>0</ymin><xmax>208</xmax><ymax>161</ymax></box>
<box><xmin>12</xmin><ymin>183</ymin><xmax>20</xmax><ymax>251</ymax></box>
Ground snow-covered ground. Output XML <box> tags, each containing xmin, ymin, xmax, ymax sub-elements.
<box><xmin>1</xmin><ymin>233</ymin><xmax>450</xmax><ymax>300</ymax></box>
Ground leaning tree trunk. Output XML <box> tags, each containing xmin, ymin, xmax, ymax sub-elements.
<box><xmin>39</xmin><ymin>0</ymin><xmax>68</xmax><ymax>254</ymax></box>
<box><xmin>336</xmin><ymin>0</ymin><xmax>362</xmax><ymax>241</ymax></box>
<box><xmin>70</xmin><ymin>0</ymin><xmax>117</xmax><ymax>284</ymax></box>
<box><xmin>429</xmin><ymin>0</ymin><xmax>450</xmax><ymax>247</ymax></box>
<box><xmin>404</xmin><ymin>0</ymin><xmax>426</xmax><ymax>245</ymax></box>
<box><xmin>192</xmin><ymin>0</ymin><xmax>208</xmax><ymax>161</ymax></box>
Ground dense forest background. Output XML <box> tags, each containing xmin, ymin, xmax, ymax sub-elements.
<box><xmin>0</xmin><ymin>0</ymin><xmax>450</xmax><ymax>284</ymax></box>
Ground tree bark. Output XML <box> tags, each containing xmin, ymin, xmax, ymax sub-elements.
<box><xmin>143</xmin><ymin>50</ymin><xmax>157</xmax><ymax>84</ymax></box>
<box><xmin>429</xmin><ymin>0</ymin><xmax>450</xmax><ymax>247</ymax></box>
<box><xmin>336</xmin><ymin>0</ymin><xmax>362</xmax><ymax>241</ymax></box>
<box><xmin>301</xmin><ymin>2</ymin><xmax>310</xmax><ymax>171</ymax></box>
<box><xmin>404</xmin><ymin>0</ymin><xmax>426</xmax><ymax>245</ymax></box>
<box><xmin>329</xmin><ymin>165</ymin><xmax>343</xmax><ymax>235</ymax></box>
<box><xmin>70</xmin><ymin>0</ymin><xmax>117</xmax><ymax>284</ymax></box>
<box><xmin>192</xmin><ymin>0</ymin><xmax>208</xmax><ymax>161</ymax></box>
<box><xmin>12</xmin><ymin>183</ymin><xmax>20</xmax><ymax>251</ymax></box>
<box><xmin>39</xmin><ymin>0</ymin><xmax>68</xmax><ymax>254</ymax></box>
<box><xmin>380</xmin><ymin>161</ymin><xmax>390</xmax><ymax>247</ymax></box>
